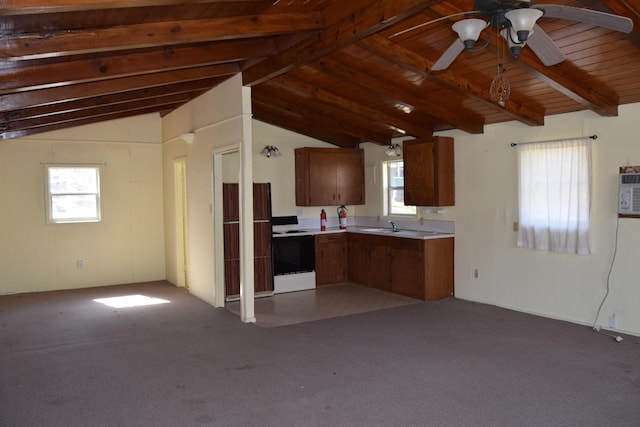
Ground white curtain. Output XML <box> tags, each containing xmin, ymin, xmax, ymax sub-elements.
<box><xmin>517</xmin><ymin>137</ymin><xmax>592</xmax><ymax>254</ymax></box>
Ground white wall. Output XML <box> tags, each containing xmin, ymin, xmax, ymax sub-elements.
<box><xmin>435</xmin><ymin>104</ymin><xmax>640</xmax><ymax>336</ymax></box>
<box><xmin>251</xmin><ymin>120</ymin><xmax>354</xmax><ymax>221</ymax></box>
<box><xmin>162</xmin><ymin>74</ymin><xmax>251</xmax><ymax>306</ymax></box>
<box><xmin>0</xmin><ymin>114</ymin><xmax>165</xmax><ymax>294</ymax></box>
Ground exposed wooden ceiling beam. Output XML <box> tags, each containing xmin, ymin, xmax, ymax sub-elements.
<box><xmin>0</xmin><ymin>78</ymin><xmax>218</xmax><ymax>123</ymax></box>
<box><xmin>253</xmin><ymin>83</ymin><xmax>393</xmax><ymax>145</ymax></box>
<box><xmin>516</xmin><ymin>49</ymin><xmax>619</xmax><ymax>116</ymax></box>
<box><xmin>2</xmin><ymin>92</ymin><xmax>191</xmax><ymax>133</ymax></box>
<box><xmin>0</xmin><ymin>0</ymin><xmax>257</xmax><ymax>15</ymax></box>
<box><xmin>242</xmin><ymin>0</ymin><xmax>438</xmax><ymax>86</ymax></box>
<box><xmin>358</xmin><ymin>34</ymin><xmax>546</xmax><ymax>127</ymax></box>
<box><xmin>0</xmin><ymin>13</ymin><xmax>323</xmax><ymax>60</ymax></box>
<box><xmin>0</xmin><ymin>104</ymin><xmax>171</xmax><ymax>140</ymax></box>
<box><xmin>274</xmin><ymin>73</ymin><xmax>433</xmax><ymax>138</ymax></box>
<box><xmin>0</xmin><ymin>40</ymin><xmax>272</xmax><ymax>94</ymax></box>
<box><xmin>0</xmin><ymin>64</ymin><xmax>237</xmax><ymax>112</ymax></box>
<box><xmin>252</xmin><ymin>101</ymin><xmax>362</xmax><ymax>148</ymax></box>
<box><xmin>312</xmin><ymin>55</ymin><xmax>485</xmax><ymax>135</ymax></box>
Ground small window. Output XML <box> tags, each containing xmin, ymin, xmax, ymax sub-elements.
<box><xmin>45</xmin><ymin>165</ymin><xmax>102</xmax><ymax>224</ymax></box>
<box><xmin>383</xmin><ymin>160</ymin><xmax>416</xmax><ymax>216</ymax></box>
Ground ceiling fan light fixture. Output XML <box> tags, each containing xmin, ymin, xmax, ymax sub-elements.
<box><xmin>500</xmin><ymin>28</ymin><xmax>527</xmax><ymax>59</ymax></box>
<box><xmin>505</xmin><ymin>8</ymin><xmax>543</xmax><ymax>42</ymax></box>
<box><xmin>452</xmin><ymin>19</ymin><xmax>488</xmax><ymax>50</ymax></box>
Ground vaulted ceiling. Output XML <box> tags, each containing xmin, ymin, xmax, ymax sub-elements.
<box><xmin>1</xmin><ymin>0</ymin><xmax>639</xmax><ymax>146</ymax></box>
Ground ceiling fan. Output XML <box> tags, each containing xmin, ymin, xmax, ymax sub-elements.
<box><xmin>431</xmin><ymin>0</ymin><xmax>634</xmax><ymax>71</ymax></box>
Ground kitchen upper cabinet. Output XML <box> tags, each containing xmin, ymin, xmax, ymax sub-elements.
<box><xmin>295</xmin><ymin>147</ymin><xmax>365</xmax><ymax>206</ymax></box>
<box><xmin>315</xmin><ymin>233</ymin><xmax>347</xmax><ymax>286</ymax></box>
<box><xmin>403</xmin><ymin>136</ymin><xmax>454</xmax><ymax>207</ymax></box>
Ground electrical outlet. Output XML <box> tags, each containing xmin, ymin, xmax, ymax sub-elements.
<box><xmin>513</xmin><ymin>221</ymin><xmax>519</xmax><ymax>232</ymax></box>
<box><xmin>76</xmin><ymin>260</ymin><xmax>84</xmax><ymax>270</ymax></box>
<box><xmin>474</xmin><ymin>269</ymin><xmax>479</xmax><ymax>278</ymax></box>
<box><xmin>609</xmin><ymin>314</ymin><xmax>617</xmax><ymax>329</ymax></box>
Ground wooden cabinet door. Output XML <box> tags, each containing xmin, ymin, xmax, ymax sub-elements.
<box><xmin>347</xmin><ymin>233</ymin><xmax>368</xmax><ymax>285</ymax></box>
<box><xmin>424</xmin><ymin>237</ymin><xmax>454</xmax><ymax>300</ymax></box>
<box><xmin>366</xmin><ymin>236</ymin><xmax>391</xmax><ymax>291</ymax></box>
<box><xmin>404</xmin><ymin>137</ymin><xmax>454</xmax><ymax>207</ymax></box>
<box><xmin>295</xmin><ymin>147</ymin><xmax>365</xmax><ymax>206</ymax></box>
<box><xmin>336</xmin><ymin>150</ymin><xmax>365</xmax><ymax>205</ymax></box>
<box><xmin>308</xmin><ymin>150</ymin><xmax>338</xmax><ymax>205</ymax></box>
<box><xmin>315</xmin><ymin>233</ymin><xmax>347</xmax><ymax>286</ymax></box>
<box><xmin>389</xmin><ymin>238</ymin><xmax>424</xmax><ymax>299</ymax></box>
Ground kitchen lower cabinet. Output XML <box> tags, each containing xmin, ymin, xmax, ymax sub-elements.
<box><xmin>389</xmin><ymin>238</ymin><xmax>424</xmax><ymax>299</ymax></box>
<box><xmin>315</xmin><ymin>233</ymin><xmax>347</xmax><ymax>286</ymax></box>
<box><xmin>347</xmin><ymin>233</ymin><xmax>391</xmax><ymax>292</ymax></box>
<box><xmin>347</xmin><ymin>232</ymin><xmax>454</xmax><ymax>301</ymax></box>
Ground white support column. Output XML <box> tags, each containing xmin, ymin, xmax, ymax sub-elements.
<box><xmin>239</xmin><ymin>85</ymin><xmax>256</xmax><ymax>323</ymax></box>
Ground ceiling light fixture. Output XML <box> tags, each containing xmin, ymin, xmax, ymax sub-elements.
<box><xmin>500</xmin><ymin>27</ymin><xmax>527</xmax><ymax>59</ymax></box>
<box><xmin>504</xmin><ymin>8</ymin><xmax>544</xmax><ymax>42</ymax></box>
<box><xmin>452</xmin><ymin>18</ymin><xmax>489</xmax><ymax>49</ymax></box>
<box><xmin>385</xmin><ymin>143</ymin><xmax>402</xmax><ymax>157</ymax></box>
<box><xmin>261</xmin><ymin>145</ymin><xmax>281</xmax><ymax>158</ymax></box>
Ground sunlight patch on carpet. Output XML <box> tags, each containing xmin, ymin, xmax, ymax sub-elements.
<box><xmin>93</xmin><ymin>294</ymin><xmax>170</xmax><ymax>308</ymax></box>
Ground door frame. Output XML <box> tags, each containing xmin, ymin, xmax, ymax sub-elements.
<box><xmin>174</xmin><ymin>157</ymin><xmax>189</xmax><ymax>288</ymax></box>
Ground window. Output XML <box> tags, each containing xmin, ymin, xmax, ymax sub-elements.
<box><xmin>516</xmin><ymin>138</ymin><xmax>592</xmax><ymax>254</ymax></box>
<box><xmin>383</xmin><ymin>160</ymin><xmax>416</xmax><ymax>216</ymax></box>
<box><xmin>45</xmin><ymin>165</ymin><xmax>102</xmax><ymax>224</ymax></box>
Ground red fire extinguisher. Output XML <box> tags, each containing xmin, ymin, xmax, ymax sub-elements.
<box><xmin>337</xmin><ymin>205</ymin><xmax>348</xmax><ymax>229</ymax></box>
<box><xmin>320</xmin><ymin>209</ymin><xmax>327</xmax><ymax>231</ymax></box>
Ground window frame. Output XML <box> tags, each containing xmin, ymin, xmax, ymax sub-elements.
<box><xmin>44</xmin><ymin>164</ymin><xmax>103</xmax><ymax>225</ymax></box>
<box><xmin>382</xmin><ymin>159</ymin><xmax>417</xmax><ymax>218</ymax></box>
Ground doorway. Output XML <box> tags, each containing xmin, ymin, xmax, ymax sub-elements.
<box><xmin>174</xmin><ymin>158</ymin><xmax>189</xmax><ymax>289</ymax></box>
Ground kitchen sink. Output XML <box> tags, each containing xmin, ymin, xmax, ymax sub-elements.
<box><xmin>355</xmin><ymin>227</ymin><xmax>451</xmax><ymax>238</ymax></box>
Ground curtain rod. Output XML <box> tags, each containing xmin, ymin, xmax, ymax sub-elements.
<box><xmin>510</xmin><ymin>134</ymin><xmax>597</xmax><ymax>147</ymax></box>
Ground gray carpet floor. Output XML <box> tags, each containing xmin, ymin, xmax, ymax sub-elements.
<box><xmin>1</xmin><ymin>281</ymin><xmax>639</xmax><ymax>427</ymax></box>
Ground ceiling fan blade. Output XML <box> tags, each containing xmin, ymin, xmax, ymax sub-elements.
<box><xmin>537</xmin><ymin>5</ymin><xmax>633</xmax><ymax>33</ymax></box>
<box><xmin>431</xmin><ymin>39</ymin><xmax>465</xmax><ymax>71</ymax></box>
<box><xmin>527</xmin><ymin>25</ymin><xmax>566</xmax><ymax>66</ymax></box>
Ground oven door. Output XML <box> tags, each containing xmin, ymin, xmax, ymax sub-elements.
<box><xmin>272</xmin><ymin>234</ymin><xmax>315</xmax><ymax>276</ymax></box>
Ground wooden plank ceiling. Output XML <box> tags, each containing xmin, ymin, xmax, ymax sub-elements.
<box><xmin>1</xmin><ymin>0</ymin><xmax>639</xmax><ymax>146</ymax></box>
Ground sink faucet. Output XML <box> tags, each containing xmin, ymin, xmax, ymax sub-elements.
<box><xmin>388</xmin><ymin>220</ymin><xmax>398</xmax><ymax>232</ymax></box>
